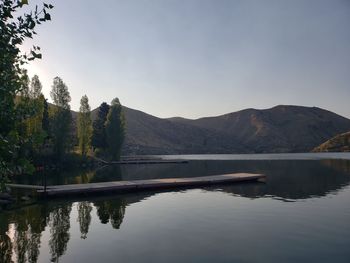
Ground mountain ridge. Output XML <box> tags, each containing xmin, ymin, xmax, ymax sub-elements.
<box><xmin>71</xmin><ymin>105</ymin><xmax>350</xmax><ymax>155</ymax></box>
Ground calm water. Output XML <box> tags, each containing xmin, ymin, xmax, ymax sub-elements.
<box><xmin>2</xmin><ymin>154</ymin><xmax>350</xmax><ymax>262</ymax></box>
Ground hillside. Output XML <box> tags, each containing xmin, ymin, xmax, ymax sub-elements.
<box><xmin>121</xmin><ymin>107</ymin><xmax>247</xmax><ymax>154</ymax></box>
<box><xmin>312</xmin><ymin>131</ymin><xmax>350</xmax><ymax>152</ymax></box>
<box><xmin>168</xmin><ymin>105</ymin><xmax>350</xmax><ymax>153</ymax></box>
<box><xmin>72</xmin><ymin>105</ymin><xmax>350</xmax><ymax>155</ymax></box>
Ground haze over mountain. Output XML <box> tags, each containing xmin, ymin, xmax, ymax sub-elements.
<box><xmin>82</xmin><ymin>105</ymin><xmax>350</xmax><ymax>155</ymax></box>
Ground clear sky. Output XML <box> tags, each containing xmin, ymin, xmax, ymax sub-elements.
<box><xmin>23</xmin><ymin>0</ymin><xmax>350</xmax><ymax>119</ymax></box>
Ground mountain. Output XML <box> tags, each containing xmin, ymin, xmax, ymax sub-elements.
<box><xmin>120</xmin><ymin>107</ymin><xmax>247</xmax><ymax>155</ymax></box>
<box><xmin>167</xmin><ymin>105</ymin><xmax>350</xmax><ymax>153</ymax></box>
<box><xmin>312</xmin><ymin>131</ymin><xmax>350</xmax><ymax>152</ymax></box>
<box><xmin>73</xmin><ymin>105</ymin><xmax>350</xmax><ymax>155</ymax></box>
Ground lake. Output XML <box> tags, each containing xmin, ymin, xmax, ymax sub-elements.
<box><xmin>1</xmin><ymin>153</ymin><xmax>350</xmax><ymax>262</ymax></box>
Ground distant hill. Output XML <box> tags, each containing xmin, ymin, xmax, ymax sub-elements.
<box><xmin>70</xmin><ymin>105</ymin><xmax>350</xmax><ymax>155</ymax></box>
<box><xmin>312</xmin><ymin>131</ymin><xmax>350</xmax><ymax>152</ymax></box>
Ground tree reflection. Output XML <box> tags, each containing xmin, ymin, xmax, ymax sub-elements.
<box><xmin>93</xmin><ymin>198</ymin><xmax>126</xmax><ymax>229</ymax></box>
<box><xmin>0</xmin><ymin>221</ymin><xmax>12</xmax><ymax>263</ymax></box>
<box><xmin>0</xmin><ymin>205</ymin><xmax>47</xmax><ymax>263</ymax></box>
<box><xmin>1</xmin><ymin>159</ymin><xmax>350</xmax><ymax>262</ymax></box>
<box><xmin>77</xmin><ymin>202</ymin><xmax>92</xmax><ymax>239</ymax></box>
<box><xmin>49</xmin><ymin>204</ymin><xmax>72</xmax><ymax>263</ymax></box>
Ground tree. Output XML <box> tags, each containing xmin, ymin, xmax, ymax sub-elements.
<box><xmin>105</xmin><ymin>98</ymin><xmax>125</xmax><ymax>160</ymax></box>
<box><xmin>25</xmin><ymin>75</ymin><xmax>45</xmax><ymax>150</ymax></box>
<box><xmin>50</xmin><ymin>77</ymin><xmax>71</xmax><ymax>110</ymax></box>
<box><xmin>0</xmin><ymin>0</ymin><xmax>53</xmax><ymax>189</ymax></box>
<box><xmin>42</xmin><ymin>97</ymin><xmax>50</xmax><ymax>135</ymax></box>
<box><xmin>50</xmin><ymin>77</ymin><xmax>72</xmax><ymax>159</ymax></box>
<box><xmin>91</xmin><ymin>102</ymin><xmax>110</xmax><ymax>151</ymax></box>
<box><xmin>29</xmin><ymin>74</ymin><xmax>42</xmax><ymax>99</ymax></box>
<box><xmin>77</xmin><ymin>95</ymin><xmax>92</xmax><ymax>156</ymax></box>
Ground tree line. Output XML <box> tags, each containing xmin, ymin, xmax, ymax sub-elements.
<box><xmin>0</xmin><ymin>1</ymin><xmax>125</xmax><ymax>190</ymax></box>
<box><xmin>15</xmin><ymin>73</ymin><xmax>126</xmax><ymax>161</ymax></box>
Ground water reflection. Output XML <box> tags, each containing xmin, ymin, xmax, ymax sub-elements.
<box><xmin>0</xmin><ymin>203</ymin><xmax>47</xmax><ymax>263</ymax></box>
<box><xmin>218</xmin><ymin>159</ymin><xmax>350</xmax><ymax>200</ymax></box>
<box><xmin>13</xmin><ymin>159</ymin><xmax>350</xmax><ymax>200</ymax></box>
<box><xmin>49</xmin><ymin>204</ymin><xmax>71</xmax><ymax>262</ymax></box>
<box><xmin>77</xmin><ymin>202</ymin><xmax>92</xmax><ymax>239</ymax></box>
<box><xmin>93</xmin><ymin>198</ymin><xmax>126</xmax><ymax>229</ymax></box>
<box><xmin>2</xmin><ymin>158</ymin><xmax>350</xmax><ymax>262</ymax></box>
<box><xmin>0</xmin><ymin>195</ymin><xmax>136</xmax><ymax>262</ymax></box>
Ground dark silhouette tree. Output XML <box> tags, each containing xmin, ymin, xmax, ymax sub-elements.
<box><xmin>105</xmin><ymin>98</ymin><xmax>125</xmax><ymax>160</ymax></box>
<box><xmin>42</xmin><ymin>98</ymin><xmax>50</xmax><ymax>136</ymax></box>
<box><xmin>91</xmin><ymin>102</ymin><xmax>110</xmax><ymax>151</ymax></box>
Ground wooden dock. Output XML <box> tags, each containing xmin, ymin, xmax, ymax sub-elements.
<box><xmin>93</xmin><ymin>156</ymin><xmax>188</xmax><ymax>165</ymax></box>
<box><xmin>107</xmin><ymin>159</ymin><xmax>188</xmax><ymax>165</ymax></box>
<box><xmin>34</xmin><ymin>173</ymin><xmax>265</xmax><ymax>197</ymax></box>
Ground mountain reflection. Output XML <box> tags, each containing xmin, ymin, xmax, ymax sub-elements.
<box><xmin>13</xmin><ymin>159</ymin><xmax>350</xmax><ymax>201</ymax></box>
<box><xmin>218</xmin><ymin>159</ymin><xmax>350</xmax><ymax>200</ymax></box>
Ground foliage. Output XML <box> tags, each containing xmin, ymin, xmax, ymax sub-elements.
<box><xmin>23</xmin><ymin>75</ymin><xmax>46</xmax><ymax>152</ymax></box>
<box><xmin>50</xmin><ymin>76</ymin><xmax>72</xmax><ymax>159</ymax></box>
<box><xmin>30</xmin><ymin>74</ymin><xmax>42</xmax><ymax>99</ymax></box>
<box><xmin>0</xmin><ymin>0</ymin><xmax>53</xmax><ymax>190</ymax></box>
<box><xmin>91</xmin><ymin>102</ymin><xmax>110</xmax><ymax>151</ymax></box>
<box><xmin>105</xmin><ymin>98</ymin><xmax>125</xmax><ymax>160</ymax></box>
<box><xmin>50</xmin><ymin>77</ymin><xmax>71</xmax><ymax>110</ymax></box>
<box><xmin>77</xmin><ymin>95</ymin><xmax>92</xmax><ymax>156</ymax></box>
<box><xmin>42</xmin><ymin>97</ymin><xmax>49</xmax><ymax>135</ymax></box>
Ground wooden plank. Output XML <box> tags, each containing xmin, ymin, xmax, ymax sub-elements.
<box><xmin>37</xmin><ymin>173</ymin><xmax>265</xmax><ymax>197</ymax></box>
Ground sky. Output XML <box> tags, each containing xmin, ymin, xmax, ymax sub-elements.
<box><xmin>23</xmin><ymin>0</ymin><xmax>350</xmax><ymax>119</ymax></box>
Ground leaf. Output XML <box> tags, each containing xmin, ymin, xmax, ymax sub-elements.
<box><xmin>45</xmin><ymin>13</ymin><xmax>51</xmax><ymax>21</ymax></box>
<box><xmin>22</xmin><ymin>0</ymin><xmax>28</xmax><ymax>5</ymax></box>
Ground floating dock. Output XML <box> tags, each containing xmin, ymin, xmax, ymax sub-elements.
<box><xmin>92</xmin><ymin>156</ymin><xmax>188</xmax><ymax>165</ymax></box>
<box><xmin>107</xmin><ymin>159</ymin><xmax>188</xmax><ymax>165</ymax></box>
<box><xmin>33</xmin><ymin>173</ymin><xmax>265</xmax><ymax>197</ymax></box>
